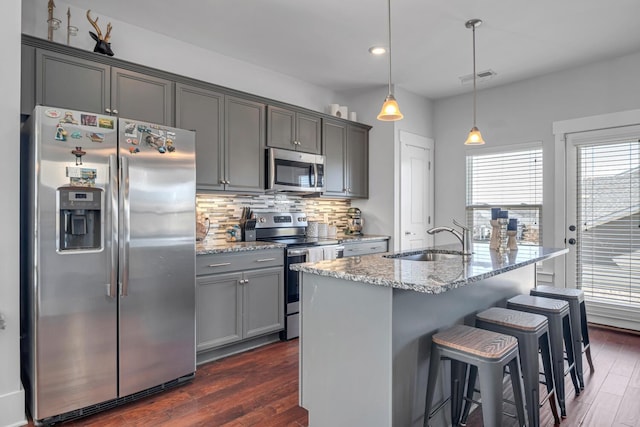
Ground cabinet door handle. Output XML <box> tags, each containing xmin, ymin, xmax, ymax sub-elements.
<box><xmin>105</xmin><ymin>108</ymin><xmax>111</xmax><ymax>114</ymax></box>
<box><xmin>112</xmin><ymin>109</ymin><xmax>119</xmax><ymax>115</ymax></box>
<box><xmin>256</xmin><ymin>258</ymin><xmax>276</xmax><ymax>262</ymax></box>
<box><xmin>208</xmin><ymin>262</ymin><xmax>232</xmax><ymax>268</ymax></box>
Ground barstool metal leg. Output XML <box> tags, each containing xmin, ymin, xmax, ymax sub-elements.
<box><xmin>459</xmin><ymin>365</ymin><xmax>477</xmax><ymax>425</ymax></box>
<box><xmin>424</xmin><ymin>344</ymin><xmax>443</xmax><ymax>427</ymax></box>
<box><xmin>539</xmin><ymin>332</ymin><xmax>561</xmax><ymax>425</ymax></box>
<box><xmin>518</xmin><ymin>333</ymin><xmax>541</xmax><ymax>427</ymax></box>
<box><xmin>547</xmin><ymin>316</ymin><xmax>567</xmax><ymax>417</ymax></box>
<box><xmin>580</xmin><ymin>302</ymin><xmax>595</xmax><ymax>372</ymax></box>
<box><xmin>507</xmin><ymin>355</ymin><xmax>527</xmax><ymax>427</ymax></box>
<box><xmin>477</xmin><ymin>363</ymin><xmax>509</xmax><ymax>427</ymax></box>
<box><xmin>563</xmin><ymin>315</ymin><xmax>581</xmax><ymax>395</ymax></box>
<box><xmin>450</xmin><ymin>360</ymin><xmax>467</xmax><ymax>426</ymax></box>
<box><xmin>567</xmin><ymin>300</ymin><xmax>585</xmax><ymax>389</ymax></box>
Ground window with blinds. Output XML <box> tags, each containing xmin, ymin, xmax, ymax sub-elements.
<box><xmin>576</xmin><ymin>140</ymin><xmax>640</xmax><ymax>305</ymax></box>
<box><xmin>466</xmin><ymin>145</ymin><xmax>543</xmax><ymax>245</ymax></box>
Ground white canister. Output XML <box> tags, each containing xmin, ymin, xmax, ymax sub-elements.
<box><xmin>318</xmin><ymin>222</ymin><xmax>328</xmax><ymax>238</ymax></box>
<box><xmin>349</xmin><ymin>111</ymin><xmax>357</xmax><ymax>122</ymax></box>
<box><xmin>337</xmin><ymin>106</ymin><xmax>348</xmax><ymax>119</ymax></box>
<box><xmin>328</xmin><ymin>224</ymin><xmax>337</xmax><ymax>238</ymax></box>
<box><xmin>329</xmin><ymin>104</ymin><xmax>340</xmax><ymax>116</ymax></box>
<box><xmin>307</xmin><ymin>221</ymin><xmax>319</xmax><ymax>237</ymax></box>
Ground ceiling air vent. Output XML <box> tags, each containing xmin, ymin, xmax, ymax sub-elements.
<box><xmin>459</xmin><ymin>69</ymin><xmax>497</xmax><ymax>85</ymax></box>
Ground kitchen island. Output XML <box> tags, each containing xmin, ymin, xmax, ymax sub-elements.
<box><xmin>292</xmin><ymin>244</ymin><xmax>567</xmax><ymax>427</ymax></box>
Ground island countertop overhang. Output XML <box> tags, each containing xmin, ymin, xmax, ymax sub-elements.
<box><xmin>290</xmin><ymin>243</ymin><xmax>568</xmax><ymax>294</ymax></box>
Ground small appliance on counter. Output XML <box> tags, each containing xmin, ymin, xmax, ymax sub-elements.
<box><xmin>345</xmin><ymin>207</ymin><xmax>364</xmax><ymax>235</ymax></box>
<box><xmin>196</xmin><ymin>216</ymin><xmax>210</xmax><ymax>241</ymax></box>
<box><xmin>240</xmin><ymin>207</ymin><xmax>256</xmax><ymax>242</ymax></box>
<box><xmin>241</xmin><ymin>219</ymin><xmax>257</xmax><ymax>242</ymax></box>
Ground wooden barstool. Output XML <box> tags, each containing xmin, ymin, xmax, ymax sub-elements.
<box><xmin>530</xmin><ymin>285</ymin><xmax>594</xmax><ymax>389</ymax></box>
<box><xmin>461</xmin><ymin>307</ymin><xmax>561</xmax><ymax>427</ymax></box>
<box><xmin>424</xmin><ymin>324</ymin><xmax>527</xmax><ymax>427</ymax></box>
<box><xmin>507</xmin><ymin>295</ymin><xmax>580</xmax><ymax>418</ymax></box>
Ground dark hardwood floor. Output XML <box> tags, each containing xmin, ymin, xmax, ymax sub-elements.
<box><xmin>26</xmin><ymin>325</ymin><xmax>640</xmax><ymax>426</ymax></box>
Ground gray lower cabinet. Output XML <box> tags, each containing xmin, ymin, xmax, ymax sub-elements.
<box><xmin>29</xmin><ymin>48</ymin><xmax>174</xmax><ymax>125</ymax></box>
<box><xmin>267</xmin><ymin>105</ymin><xmax>322</xmax><ymax>154</ymax></box>
<box><xmin>196</xmin><ymin>250</ymin><xmax>284</xmax><ymax>353</ymax></box>
<box><xmin>322</xmin><ymin>119</ymin><xmax>369</xmax><ymax>198</ymax></box>
<box><xmin>342</xmin><ymin>239</ymin><xmax>389</xmax><ymax>257</ymax></box>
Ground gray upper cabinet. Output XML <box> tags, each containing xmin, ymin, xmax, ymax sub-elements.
<box><xmin>346</xmin><ymin>125</ymin><xmax>369</xmax><ymax>198</ymax></box>
<box><xmin>322</xmin><ymin>120</ymin><xmax>369</xmax><ymax>198</ymax></box>
<box><xmin>21</xmin><ymin>45</ymin><xmax>35</xmax><ymax>115</ymax></box>
<box><xmin>111</xmin><ymin>67</ymin><xmax>174</xmax><ymax>126</ymax></box>
<box><xmin>31</xmin><ymin>49</ymin><xmax>174</xmax><ymax>125</ymax></box>
<box><xmin>225</xmin><ymin>96</ymin><xmax>266</xmax><ymax>193</ymax></box>
<box><xmin>267</xmin><ymin>106</ymin><xmax>321</xmax><ymax>154</ymax></box>
<box><xmin>35</xmin><ymin>49</ymin><xmax>110</xmax><ymax>115</ymax></box>
<box><xmin>175</xmin><ymin>83</ymin><xmax>225</xmax><ymax>191</ymax></box>
<box><xmin>322</xmin><ymin>119</ymin><xmax>347</xmax><ymax>196</ymax></box>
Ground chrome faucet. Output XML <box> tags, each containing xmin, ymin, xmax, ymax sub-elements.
<box><xmin>427</xmin><ymin>219</ymin><xmax>473</xmax><ymax>258</ymax></box>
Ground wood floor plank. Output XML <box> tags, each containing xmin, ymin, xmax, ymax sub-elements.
<box><xmin>614</xmin><ymin>386</ymin><xmax>640</xmax><ymax>426</ymax></box>
<box><xmin>581</xmin><ymin>391</ymin><xmax>623</xmax><ymax>427</ymax></box>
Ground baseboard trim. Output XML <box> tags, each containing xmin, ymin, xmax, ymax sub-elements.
<box><xmin>0</xmin><ymin>387</ymin><xmax>27</xmax><ymax>427</ymax></box>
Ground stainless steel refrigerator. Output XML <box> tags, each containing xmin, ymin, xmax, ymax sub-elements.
<box><xmin>21</xmin><ymin>106</ymin><xmax>196</xmax><ymax>424</ymax></box>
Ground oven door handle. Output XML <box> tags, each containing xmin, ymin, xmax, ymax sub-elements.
<box><xmin>288</xmin><ymin>249</ymin><xmax>309</xmax><ymax>257</ymax></box>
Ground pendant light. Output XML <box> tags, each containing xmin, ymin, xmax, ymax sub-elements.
<box><xmin>464</xmin><ymin>19</ymin><xmax>485</xmax><ymax>145</ymax></box>
<box><xmin>377</xmin><ymin>0</ymin><xmax>403</xmax><ymax>121</ymax></box>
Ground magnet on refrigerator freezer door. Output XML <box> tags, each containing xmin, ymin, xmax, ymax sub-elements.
<box><xmin>98</xmin><ymin>118</ymin><xmax>114</xmax><ymax>129</ymax></box>
<box><xmin>55</xmin><ymin>124</ymin><xmax>68</xmax><ymax>141</ymax></box>
<box><xmin>70</xmin><ymin>131</ymin><xmax>82</xmax><ymax>139</ymax></box>
<box><xmin>81</xmin><ymin>114</ymin><xmax>97</xmax><ymax>126</ymax></box>
<box><xmin>59</xmin><ymin>112</ymin><xmax>79</xmax><ymax>124</ymax></box>
<box><xmin>123</xmin><ymin>121</ymin><xmax>137</xmax><ymax>137</ymax></box>
<box><xmin>129</xmin><ymin>146</ymin><xmax>140</xmax><ymax>154</ymax></box>
<box><xmin>71</xmin><ymin>146</ymin><xmax>86</xmax><ymax>165</ymax></box>
<box><xmin>87</xmin><ymin>132</ymin><xmax>105</xmax><ymax>143</ymax></box>
<box><xmin>45</xmin><ymin>109</ymin><xmax>61</xmax><ymax>119</ymax></box>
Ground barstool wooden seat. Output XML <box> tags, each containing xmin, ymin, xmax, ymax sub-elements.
<box><xmin>507</xmin><ymin>295</ymin><xmax>580</xmax><ymax>418</ymax></box>
<box><xmin>424</xmin><ymin>324</ymin><xmax>526</xmax><ymax>427</ymax></box>
<box><xmin>530</xmin><ymin>285</ymin><xmax>594</xmax><ymax>389</ymax></box>
<box><xmin>462</xmin><ymin>307</ymin><xmax>561</xmax><ymax>427</ymax></box>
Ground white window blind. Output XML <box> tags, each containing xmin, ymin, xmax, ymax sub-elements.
<box><xmin>466</xmin><ymin>146</ymin><xmax>543</xmax><ymax>245</ymax></box>
<box><xmin>576</xmin><ymin>140</ymin><xmax>640</xmax><ymax>305</ymax></box>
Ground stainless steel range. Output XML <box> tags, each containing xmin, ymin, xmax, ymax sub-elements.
<box><xmin>255</xmin><ymin>212</ymin><xmax>343</xmax><ymax>340</ymax></box>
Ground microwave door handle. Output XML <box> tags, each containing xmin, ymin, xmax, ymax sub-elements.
<box><xmin>313</xmin><ymin>164</ymin><xmax>319</xmax><ymax>190</ymax></box>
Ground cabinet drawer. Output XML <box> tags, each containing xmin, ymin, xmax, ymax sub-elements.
<box><xmin>343</xmin><ymin>240</ymin><xmax>388</xmax><ymax>257</ymax></box>
<box><xmin>197</xmin><ymin>248</ymin><xmax>284</xmax><ymax>276</ymax></box>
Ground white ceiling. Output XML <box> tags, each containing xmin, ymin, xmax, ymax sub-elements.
<box><xmin>63</xmin><ymin>0</ymin><xmax>640</xmax><ymax>99</ymax></box>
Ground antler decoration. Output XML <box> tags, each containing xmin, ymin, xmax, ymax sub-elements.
<box><xmin>86</xmin><ymin>10</ymin><xmax>114</xmax><ymax>56</ymax></box>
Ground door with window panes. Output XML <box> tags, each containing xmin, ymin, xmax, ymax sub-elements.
<box><xmin>566</xmin><ymin>126</ymin><xmax>640</xmax><ymax>329</ymax></box>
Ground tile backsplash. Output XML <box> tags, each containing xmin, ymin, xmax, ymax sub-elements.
<box><xmin>197</xmin><ymin>193</ymin><xmax>352</xmax><ymax>243</ymax></box>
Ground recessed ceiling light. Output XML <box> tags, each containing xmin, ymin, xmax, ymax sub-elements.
<box><xmin>368</xmin><ymin>46</ymin><xmax>387</xmax><ymax>55</ymax></box>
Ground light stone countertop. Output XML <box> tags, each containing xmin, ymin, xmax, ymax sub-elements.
<box><xmin>291</xmin><ymin>243</ymin><xmax>568</xmax><ymax>294</ymax></box>
<box><xmin>196</xmin><ymin>240</ymin><xmax>285</xmax><ymax>255</ymax></box>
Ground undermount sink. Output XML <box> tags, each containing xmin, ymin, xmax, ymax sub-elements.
<box><xmin>384</xmin><ymin>250</ymin><xmax>463</xmax><ymax>262</ymax></box>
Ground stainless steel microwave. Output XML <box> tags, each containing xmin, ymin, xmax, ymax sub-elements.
<box><xmin>267</xmin><ymin>148</ymin><xmax>325</xmax><ymax>193</ymax></box>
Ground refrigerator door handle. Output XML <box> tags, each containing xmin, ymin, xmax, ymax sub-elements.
<box><xmin>108</xmin><ymin>154</ymin><xmax>118</xmax><ymax>298</ymax></box>
<box><xmin>120</xmin><ymin>156</ymin><xmax>131</xmax><ymax>297</ymax></box>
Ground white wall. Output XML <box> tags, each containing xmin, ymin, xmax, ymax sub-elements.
<box><xmin>433</xmin><ymin>50</ymin><xmax>640</xmax><ymax>247</ymax></box>
<box><xmin>340</xmin><ymin>86</ymin><xmax>434</xmax><ymax>249</ymax></box>
<box><xmin>21</xmin><ymin>0</ymin><xmax>338</xmax><ymax>113</ymax></box>
<box><xmin>1</xmin><ymin>0</ymin><xmax>26</xmax><ymax>425</ymax></box>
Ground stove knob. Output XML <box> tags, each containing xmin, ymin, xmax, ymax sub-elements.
<box><xmin>259</xmin><ymin>217</ymin><xmax>266</xmax><ymax>223</ymax></box>
<box><xmin>298</xmin><ymin>217</ymin><xmax>306</xmax><ymax>222</ymax></box>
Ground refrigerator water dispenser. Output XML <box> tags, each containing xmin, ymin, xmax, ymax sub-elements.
<box><xmin>58</xmin><ymin>187</ymin><xmax>103</xmax><ymax>251</ymax></box>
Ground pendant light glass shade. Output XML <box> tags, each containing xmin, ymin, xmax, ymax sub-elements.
<box><xmin>464</xmin><ymin>126</ymin><xmax>485</xmax><ymax>145</ymax></box>
<box><xmin>377</xmin><ymin>0</ymin><xmax>403</xmax><ymax>122</ymax></box>
<box><xmin>377</xmin><ymin>94</ymin><xmax>404</xmax><ymax>121</ymax></box>
<box><xmin>464</xmin><ymin>19</ymin><xmax>485</xmax><ymax>145</ymax></box>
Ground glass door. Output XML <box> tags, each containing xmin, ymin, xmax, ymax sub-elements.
<box><xmin>566</xmin><ymin>125</ymin><xmax>640</xmax><ymax>328</ymax></box>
